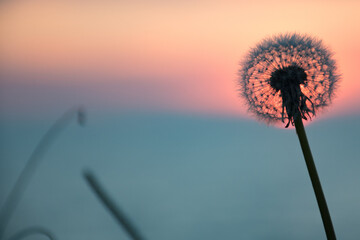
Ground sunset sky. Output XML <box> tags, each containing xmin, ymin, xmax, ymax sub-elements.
<box><xmin>1</xmin><ymin>0</ymin><xmax>360</xmax><ymax>120</ymax></box>
<box><xmin>1</xmin><ymin>1</ymin><xmax>360</xmax><ymax>239</ymax></box>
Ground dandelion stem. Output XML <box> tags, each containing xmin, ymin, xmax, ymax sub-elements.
<box><xmin>83</xmin><ymin>170</ymin><xmax>146</xmax><ymax>240</ymax></box>
<box><xmin>294</xmin><ymin>117</ymin><xmax>336</xmax><ymax>240</ymax></box>
<box><xmin>0</xmin><ymin>107</ymin><xmax>85</xmax><ymax>240</ymax></box>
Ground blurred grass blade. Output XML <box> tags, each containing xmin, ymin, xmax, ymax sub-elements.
<box><xmin>83</xmin><ymin>170</ymin><xmax>146</xmax><ymax>240</ymax></box>
<box><xmin>7</xmin><ymin>227</ymin><xmax>56</xmax><ymax>240</ymax></box>
<box><xmin>0</xmin><ymin>106</ymin><xmax>85</xmax><ymax>240</ymax></box>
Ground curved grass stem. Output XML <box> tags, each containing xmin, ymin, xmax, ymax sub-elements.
<box><xmin>7</xmin><ymin>227</ymin><xmax>57</xmax><ymax>240</ymax></box>
<box><xmin>0</xmin><ymin>106</ymin><xmax>85</xmax><ymax>240</ymax></box>
<box><xmin>294</xmin><ymin>117</ymin><xmax>336</xmax><ymax>240</ymax></box>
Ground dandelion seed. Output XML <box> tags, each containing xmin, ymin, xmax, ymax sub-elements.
<box><xmin>239</xmin><ymin>33</ymin><xmax>339</xmax><ymax>127</ymax></box>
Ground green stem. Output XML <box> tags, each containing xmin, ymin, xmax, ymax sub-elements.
<box><xmin>294</xmin><ymin>117</ymin><xmax>336</xmax><ymax>240</ymax></box>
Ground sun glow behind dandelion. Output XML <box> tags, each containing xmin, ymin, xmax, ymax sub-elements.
<box><xmin>0</xmin><ymin>0</ymin><xmax>359</xmax><ymax>119</ymax></box>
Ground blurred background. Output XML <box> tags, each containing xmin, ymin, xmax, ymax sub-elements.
<box><xmin>1</xmin><ymin>0</ymin><xmax>359</xmax><ymax>239</ymax></box>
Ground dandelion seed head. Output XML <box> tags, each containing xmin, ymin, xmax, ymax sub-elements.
<box><xmin>239</xmin><ymin>33</ymin><xmax>339</xmax><ymax>127</ymax></box>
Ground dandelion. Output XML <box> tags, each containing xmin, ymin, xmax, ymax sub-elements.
<box><xmin>238</xmin><ymin>33</ymin><xmax>339</xmax><ymax>240</ymax></box>
<box><xmin>239</xmin><ymin>33</ymin><xmax>339</xmax><ymax>127</ymax></box>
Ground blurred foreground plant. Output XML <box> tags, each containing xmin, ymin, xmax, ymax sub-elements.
<box><xmin>83</xmin><ymin>170</ymin><xmax>146</xmax><ymax>240</ymax></box>
<box><xmin>0</xmin><ymin>106</ymin><xmax>85</xmax><ymax>240</ymax></box>
<box><xmin>238</xmin><ymin>33</ymin><xmax>339</xmax><ymax>239</ymax></box>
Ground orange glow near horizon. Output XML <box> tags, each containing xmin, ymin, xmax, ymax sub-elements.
<box><xmin>1</xmin><ymin>0</ymin><xmax>360</xmax><ymax>119</ymax></box>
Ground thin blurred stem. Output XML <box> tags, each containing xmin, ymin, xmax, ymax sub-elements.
<box><xmin>7</xmin><ymin>227</ymin><xmax>56</xmax><ymax>240</ymax></box>
<box><xmin>294</xmin><ymin>117</ymin><xmax>336</xmax><ymax>240</ymax></box>
<box><xmin>83</xmin><ymin>170</ymin><xmax>146</xmax><ymax>240</ymax></box>
<box><xmin>0</xmin><ymin>107</ymin><xmax>85</xmax><ymax>240</ymax></box>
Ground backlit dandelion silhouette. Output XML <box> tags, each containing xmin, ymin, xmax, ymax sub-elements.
<box><xmin>238</xmin><ymin>33</ymin><xmax>339</xmax><ymax>240</ymax></box>
<box><xmin>239</xmin><ymin>33</ymin><xmax>339</xmax><ymax>127</ymax></box>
